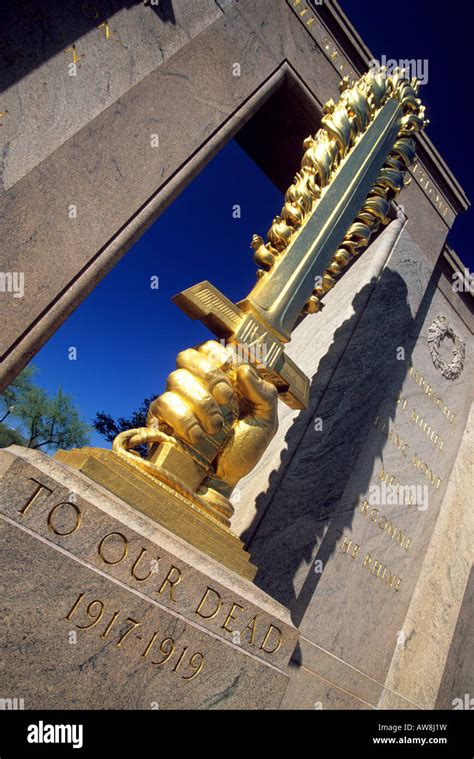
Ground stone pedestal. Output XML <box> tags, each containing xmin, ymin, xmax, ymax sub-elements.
<box><xmin>0</xmin><ymin>446</ymin><xmax>298</xmax><ymax>710</ymax></box>
<box><xmin>54</xmin><ymin>446</ymin><xmax>256</xmax><ymax>580</ymax></box>
<box><xmin>235</xmin><ymin>220</ymin><xmax>473</xmax><ymax>710</ymax></box>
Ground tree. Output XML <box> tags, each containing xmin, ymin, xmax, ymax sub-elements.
<box><xmin>13</xmin><ymin>386</ymin><xmax>90</xmax><ymax>450</ymax></box>
<box><xmin>0</xmin><ymin>369</ymin><xmax>90</xmax><ymax>452</ymax></box>
<box><xmin>0</xmin><ymin>365</ymin><xmax>35</xmax><ymax>423</ymax></box>
<box><xmin>0</xmin><ymin>422</ymin><xmax>27</xmax><ymax>448</ymax></box>
<box><xmin>93</xmin><ymin>395</ymin><xmax>157</xmax><ymax>457</ymax></box>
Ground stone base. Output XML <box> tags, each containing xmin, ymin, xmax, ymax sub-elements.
<box><xmin>0</xmin><ymin>446</ymin><xmax>298</xmax><ymax>710</ymax></box>
<box><xmin>54</xmin><ymin>447</ymin><xmax>256</xmax><ymax>580</ymax></box>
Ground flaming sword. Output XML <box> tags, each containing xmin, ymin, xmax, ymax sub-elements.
<box><xmin>174</xmin><ymin>69</ymin><xmax>425</xmax><ymax>409</ymax></box>
<box><xmin>114</xmin><ymin>68</ymin><xmax>426</xmax><ymax>515</ymax></box>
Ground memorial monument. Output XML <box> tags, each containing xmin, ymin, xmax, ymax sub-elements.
<box><xmin>0</xmin><ymin>0</ymin><xmax>472</xmax><ymax>711</ymax></box>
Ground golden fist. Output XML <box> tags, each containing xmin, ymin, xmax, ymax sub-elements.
<box><xmin>147</xmin><ymin>340</ymin><xmax>278</xmax><ymax>490</ymax></box>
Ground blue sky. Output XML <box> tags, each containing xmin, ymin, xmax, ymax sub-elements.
<box><xmin>28</xmin><ymin>141</ymin><xmax>282</xmax><ymax>445</ymax></box>
<box><xmin>24</xmin><ymin>1</ymin><xmax>472</xmax><ymax>445</ymax></box>
<box><xmin>339</xmin><ymin>0</ymin><xmax>472</xmax><ymax>268</ymax></box>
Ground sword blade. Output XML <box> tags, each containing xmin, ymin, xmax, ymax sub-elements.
<box><xmin>240</xmin><ymin>97</ymin><xmax>403</xmax><ymax>341</ymax></box>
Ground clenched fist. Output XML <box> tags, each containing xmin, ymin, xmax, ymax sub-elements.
<box><xmin>147</xmin><ymin>341</ymin><xmax>279</xmax><ymax>495</ymax></box>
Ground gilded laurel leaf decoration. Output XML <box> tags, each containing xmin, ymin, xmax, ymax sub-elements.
<box><xmin>250</xmin><ymin>66</ymin><xmax>428</xmax><ymax>315</ymax></box>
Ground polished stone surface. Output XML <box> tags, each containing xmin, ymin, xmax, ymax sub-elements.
<box><xmin>1</xmin><ymin>0</ymin><xmax>222</xmax><ymax>190</ymax></box>
<box><xmin>239</xmin><ymin>221</ymin><xmax>473</xmax><ymax>708</ymax></box>
<box><xmin>0</xmin><ymin>446</ymin><xmax>298</xmax><ymax>709</ymax></box>
<box><xmin>381</xmin><ymin>407</ymin><xmax>473</xmax><ymax>710</ymax></box>
<box><xmin>436</xmin><ymin>568</ymin><xmax>474</xmax><ymax>710</ymax></box>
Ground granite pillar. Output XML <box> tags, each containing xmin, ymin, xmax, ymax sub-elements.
<box><xmin>236</xmin><ymin>219</ymin><xmax>473</xmax><ymax>709</ymax></box>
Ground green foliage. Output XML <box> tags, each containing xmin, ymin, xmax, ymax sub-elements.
<box><xmin>0</xmin><ymin>365</ymin><xmax>36</xmax><ymax>422</ymax></box>
<box><xmin>93</xmin><ymin>396</ymin><xmax>157</xmax><ymax>457</ymax></box>
<box><xmin>0</xmin><ymin>367</ymin><xmax>90</xmax><ymax>451</ymax></box>
<box><xmin>0</xmin><ymin>422</ymin><xmax>27</xmax><ymax>448</ymax></box>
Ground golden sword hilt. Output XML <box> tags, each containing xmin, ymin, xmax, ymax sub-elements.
<box><xmin>172</xmin><ymin>281</ymin><xmax>311</xmax><ymax>409</ymax></box>
<box><xmin>112</xmin><ymin>315</ymin><xmax>292</xmax><ymax>526</ymax></box>
<box><xmin>149</xmin><ymin>284</ymin><xmax>307</xmax><ymax>517</ymax></box>
<box><xmin>123</xmin><ymin>282</ymin><xmax>309</xmax><ymax>521</ymax></box>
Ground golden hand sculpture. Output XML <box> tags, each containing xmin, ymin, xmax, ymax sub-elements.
<box><xmin>147</xmin><ymin>341</ymin><xmax>278</xmax><ymax>492</ymax></box>
<box><xmin>113</xmin><ymin>340</ymin><xmax>278</xmax><ymax>524</ymax></box>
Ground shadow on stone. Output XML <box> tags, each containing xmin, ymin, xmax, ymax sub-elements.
<box><xmin>149</xmin><ymin>0</ymin><xmax>176</xmax><ymax>24</ymax></box>
<box><xmin>244</xmin><ymin>262</ymin><xmax>441</xmax><ymax>633</ymax></box>
<box><xmin>0</xmin><ymin>0</ymin><xmax>176</xmax><ymax>93</ymax></box>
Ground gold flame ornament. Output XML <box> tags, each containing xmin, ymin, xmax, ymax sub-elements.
<box><xmin>252</xmin><ymin>69</ymin><xmax>426</xmax><ymax>314</ymax></box>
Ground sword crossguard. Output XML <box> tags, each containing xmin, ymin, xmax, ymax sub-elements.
<box><xmin>172</xmin><ymin>281</ymin><xmax>310</xmax><ymax>410</ymax></box>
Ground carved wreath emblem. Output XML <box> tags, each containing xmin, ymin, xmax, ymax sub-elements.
<box><xmin>427</xmin><ymin>316</ymin><xmax>465</xmax><ymax>380</ymax></box>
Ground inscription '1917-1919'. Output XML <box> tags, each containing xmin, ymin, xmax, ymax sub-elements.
<box><xmin>65</xmin><ymin>591</ymin><xmax>204</xmax><ymax>680</ymax></box>
<box><xmin>16</xmin><ymin>477</ymin><xmax>284</xmax><ymax>659</ymax></box>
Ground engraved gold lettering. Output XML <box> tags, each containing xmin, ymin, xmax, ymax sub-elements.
<box><xmin>374</xmin><ymin>417</ymin><xmax>410</xmax><ymax>456</ymax></box>
<box><xmin>411</xmin><ymin>453</ymin><xmax>442</xmax><ymax>489</ymax></box>
<box><xmin>19</xmin><ymin>479</ymin><xmax>53</xmax><ymax>515</ymax></box>
<box><xmin>340</xmin><ymin>535</ymin><xmax>352</xmax><ymax>552</ymax></box>
<box><xmin>371</xmin><ymin>560</ymin><xmax>385</xmax><ymax>578</ymax></box>
<box><xmin>242</xmin><ymin>615</ymin><xmax>258</xmax><ymax>645</ymax></box>
<box><xmin>363</xmin><ymin>553</ymin><xmax>402</xmax><ymax>591</ymax></box>
<box><xmin>142</xmin><ymin>630</ymin><xmax>160</xmax><ymax>659</ymax></box>
<box><xmin>260</xmin><ymin>624</ymin><xmax>282</xmax><ymax>655</ymax></box>
<box><xmin>65</xmin><ymin>590</ymin><xmax>204</xmax><ymax>680</ymax></box>
<box><xmin>65</xmin><ymin>592</ymin><xmax>85</xmax><ymax>621</ymax></box>
<box><xmin>358</xmin><ymin>496</ymin><xmax>413</xmax><ymax>551</ymax></box>
<box><xmin>157</xmin><ymin>566</ymin><xmax>182</xmax><ymax>602</ymax></box>
<box><xmin>116</xmin><ymin>617</ymin><xmax>140</xmax><ymax>647</ymax></box>
<box><xmin>131</xmin><ymin>547</ymin><xmax>154</xmax><ymax>582</ymax></box>
<box><xmin>408</xmin><ymin>365</ymin><xmax>456</xmax><ymax>425</ymax></box>
<box><xmin>64</xmin><ymin>44</ymin><xmax>82</xmax><ymax>64</ymax></box>
<box><xmin>195</xmin><ymin>587</ymin><xmax>221</xmax><ymax>619</ymax></box>
<box><xmin>98</xmin><ymin>20</ymin><xmax>111</xmax><ymax>38</ymax></box>
<box><xmin>410</xmin><ymin>407</ymin><xmax>444</xmax><ymax>450</ymax></box>
<box><xmin>101</xmin><ymin>611</ymin><xmax>119</xmax><ymax>638</ymax></box>
<box><xmin>47</xmin><ymin>501</ymin><xmax>81</xmax><ymax>536</ymax></box>
<box><xmin>359</xmin><ymin>499</ymin><xmax>369</xmax><ymax>515</ymax></box>
<box><xmin>76</xmin><ymin>600</ymin><xmax>105</xmax><ymax>629</ymax></box>
<box><xmin>171</xmin><ymin>646</ymin><xmax>188</xmax><ymax>673</ymax></box>
<box><xmin>339</xmin><ymin>534</ymin><xmax>360</xmax><ymax>559</ymax></box>
<box><xmin>144</xmin><ymin>636</ymin><xmax>175</xmax><ymax>665</ymax></box>
<box><xmin>221</xmin><ymin>603</ymin><xmax>244</xmax><ymax>633</ymax></box>
<box><xmin>182</xmin><ymin>652</ymin><xmax>204</xmax><ymax>680</ymax></box>
<box><xmin>98</xmin><ymin>532</ymin><xmax>128</xmax><ymax>565</ymax></box>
